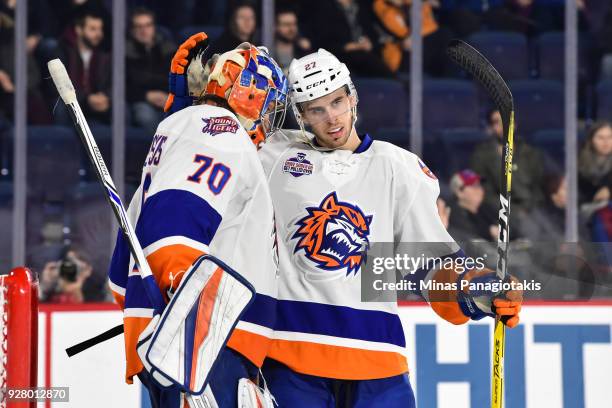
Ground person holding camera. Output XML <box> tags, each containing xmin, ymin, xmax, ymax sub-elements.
<box><xmin>39</xmin><ymin>249</ymin><xmax>92</xmax><ymax>303</ymax></box>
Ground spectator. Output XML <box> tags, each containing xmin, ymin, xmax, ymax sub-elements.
<box><xmin>55</xmin><ymin>10</ymin><xmax>111</xmax><ymax>125</ymax></box>
<box><xmin>126</xmin><ymin>7</ymin><xmax>175</xmax><ymax>135</ymax></box>
<box><xmin>208</xmin><ymin>1</ymin><xmax>258</xmax><ymax>56</ymax></box>
<box><xmin>308</xmin><ymin>0</ymin><xmax>393</xmax><ymax>78</ymax></box>
<box><xmin>271</xmin><ymin>7</ymin><xmax>311</xmax><ymax>75</ymax></box>
<box><xmin>470</xmin><ymin>109</ymin><xmax>546</xmax><ymax>228</ymax></box>
<box><xmin>521</xmin><ymin>174</ymin><xmax>576</xmax><ymax>241</ymax></box>
<box><xmin>373</xmin><ymin>0</ymin><xmax>452</xmax><ymax>76</ymax></box>
<box><xmin>52</xmin><ymin>0</ymin><xmax>112</xmax><ymax>50</ymax></box>
<box><xmin>39</xmin><ymin>248</ymin><xmax>93</xmax><ymax>303</ymax></box>
<box><xmin>447</xmin><ymin>169</ymin><xmax>498</xmax><ymax>242</ymax></box>
<box><xmin>578</xmin><ymin>121</ymin><xmax>612</xmax><ymax>205</ymax></box>
<box><xmin>0</xmin><ymin>0</ymin><xmax>51</xmax><ymax>124</ymax></box>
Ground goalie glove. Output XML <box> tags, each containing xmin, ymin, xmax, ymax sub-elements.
<box><xmin>456</xmin><ymin>269</ymin><xmax>523</xmax><ymax>328</ymax></box>
<box><xmin>164</xmin><ymin>32</ymin><xmax>209</xmax><ymax>114</ymax></box>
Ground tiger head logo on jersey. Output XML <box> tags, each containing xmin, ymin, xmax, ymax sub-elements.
<box><xmin>292</xmin><ymin>192</ymin><xmax>372</xmax><ymax>276</ymax></box>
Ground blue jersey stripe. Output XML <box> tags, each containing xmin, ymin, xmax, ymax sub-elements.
<box><xmin>124</xmin><ymin>275</ymin><xmax>154</xmax><ymax>309</ymax></box>
<box><xmin>275</xmin><ymin>300</ymin><xmax>406</xmax><ymax>347</ymax></box>
<box><xmin>108</xmin><ymin>231</ymin><xmax>129</xmax><ymax>290</ymax></box>
<box><xmin>136</xmin><ymin>189</ymin><xmax>222</xmax><ymax>249</ymax></box>
<box><xmin>240</xmin><ymin>293</ymin><xmax>276</xmax><ymax>329</ymax></box>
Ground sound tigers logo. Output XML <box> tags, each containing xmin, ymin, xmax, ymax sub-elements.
<box><xmin>292</xmin><ymin>192</ymin><xmax>373</xmax><ymax>276</ymax></box>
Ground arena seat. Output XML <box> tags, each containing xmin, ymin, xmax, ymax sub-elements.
<box><xmin>353</xmin><ymin>79</ymin><xmax>408</xmax><ymax>134</ymax></box>
<box><xmin>423</xmin><ymin>80</ymin><xmax>479</xmax><ymax>131</ymax></box>
<box><xmin>509</xmin><ymin>80</ymin><xmax>564</xmax><ymax>138</ymax></box>
<box><xmin>468</xmin><ymin>31</ymin><xmax>529</xmax><ymax>80</ymax></box>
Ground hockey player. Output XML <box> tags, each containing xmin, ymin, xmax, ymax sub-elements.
<box><xmin>257</xmin><ymin>49</ymin><xmax>523</xmax><ymax>407</ymax></box>
<box><xmin>108</xmin><ymin>34</ymin><xmax>288</xmax><ymax>407</ymax></box>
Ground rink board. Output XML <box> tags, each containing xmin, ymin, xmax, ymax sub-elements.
<box><xmin>35</xmin><ymin>302</ymin><xmax>612</xmax><ymax>408</ymax></box>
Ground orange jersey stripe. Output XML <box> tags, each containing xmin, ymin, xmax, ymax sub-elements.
<box><xmin>189</xmin><ymin>267</ymin><xmax>223</xmax><ymax>388</ymax></box>
<box><xmin>267</xmin><ymin>339</ymin><xmax>408</xmax><ymax>380</ymax></box>
<box><xmin>123</xmin><ymin>316</ymin><xmax>153</xmax><ymax>383</ymax></box>
<box><xmin>146</xmin><ymin>244</ymin><xmax>206</xmax><ymax>295</ymax></box>
<box><xmin>112</xmin><ymin>291</ymin><xmax>125</xmax><ymax>310</ymax></box>
<box><xmin>227</xmin><ymin>328</ymin><xmax>272</xmax><ymax>368</ymax></box>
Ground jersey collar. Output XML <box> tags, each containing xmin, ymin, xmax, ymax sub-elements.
<box><xmin>310</xmin><ymin>133</ymin><xmax>373</xmax><ymax>153</ymax></box>
<box><xmin>353</xmin><ymin>134</ymin><xmax>373</xmax><ymax>154</ymax></box>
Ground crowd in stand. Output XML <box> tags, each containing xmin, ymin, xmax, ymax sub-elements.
<box><xmin>0</xmin><ymin>0</ymin><xmax>611</xmax><ymax>302</ymax></box>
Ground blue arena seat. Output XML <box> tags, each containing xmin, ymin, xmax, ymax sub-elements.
<box><xmin>353</xmin><ymin>79</ymin><xmax>408</xmax><ymax>134</ymax></box>
<box><xmin>27</xmin><ymin>126</ymin><xmax>81</xmax><ymax>200</ymax></box>
<box><xmin>536</xmin><ymin>32</ymin><xmax>589</xmax><ymax>81</ymax></box>
<box><xmin>439</xmin><ymin>128</ymin><xmax>488</xmax><ymax>179</ymax></box>
<box><xmin>531</xmin><ymin>128</ymin><xmax>565</xmax><ymax>172</ymax></box>
<box><xmin>126</xmin><ymin>126</ymin><xmax>153</xmax><ymax>183</ymax></box>
<box><xmin>468</xmin><ymin>32</ymin><xmax>529</xmax><ymax>80</ymax></box>
<box><xmin>509</xmin><ymin>80</ymin><xmax>564</xmax><ymax>138</ymax></box>
<box><xmin>375</xmin><ymin>127</ymin><xmax>410</xmax><ymax>149</ymax></box>
<box><xmin>596</xmin><ymin>80</ymin><xmax>612</xmax><ymax>121</ymax></box>
<box><xmin>423</xmin><ymin>80</ymin><xmax>480</xmax><ymax>131</ymax></box>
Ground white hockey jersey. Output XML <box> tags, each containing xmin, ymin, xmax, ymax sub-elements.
<box><xmin>108</xmin><ymin>105</ymin><xmax>278</xmax><ymax>383</ymax></box>
<box><xmin>258</xmin><ymin>131</ymin><xmax>461</xmax><ymax>380</ymax></box>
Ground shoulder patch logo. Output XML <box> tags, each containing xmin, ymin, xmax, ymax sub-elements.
<box><xmin>418</xmin><ymin>159</ymin><xmax>437</xmax><ymax>180</ymax></box>
<box><xmin>292</xmin><ymin>192</ymin><xmax>372</xmax><ymax>276</ymax></box>
<box><xmin>202</xmin><ymin>116</ymin><xmax>239</xmax><ymax>136</ymax></box>
<box><xmin>283</xmin><ymin>152</ymin><xmax>314</xmax><ymax>177</ymax></box>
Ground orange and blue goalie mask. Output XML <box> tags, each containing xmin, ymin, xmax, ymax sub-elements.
<box><xmin>206</xmin><ymin>45</ymin><xmax>288</xmax><ymax>146</ymax></box>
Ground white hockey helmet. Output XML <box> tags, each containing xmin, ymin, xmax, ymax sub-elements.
<box><xmin>288</xmin><ymin>49</ymin><xmax>358</xmax><ymax>129</ymax></box>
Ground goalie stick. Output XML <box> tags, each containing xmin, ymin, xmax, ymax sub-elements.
<box><xmin>48</xmin><ymin>59</ymin><xmax>214</xmax><ymax>408</ymax></box>
<box><xmin>446</xmin><ymin>40</ymin><xmax>515</xmax><ymax>408</ymax></box>
<box><xmin>47</xmin><ymin>59</ymin><xmax>166</xmax><ymax>314</ymax></box>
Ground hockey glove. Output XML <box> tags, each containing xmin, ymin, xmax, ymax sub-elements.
<box><xmin>457</xmin><ymin>269</ymin><xmax>523</xmax><ymax>328</ymax></box>
<box><xmin>163</xmin><ymin>32</ymin><xmax>209</xmax><ymax>114</ymax></box>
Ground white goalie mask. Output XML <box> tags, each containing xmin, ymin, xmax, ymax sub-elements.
<box><xmin>288</xmin><ymin>49</ymin><xmax>358</xmax><ymax>134</ymax></box>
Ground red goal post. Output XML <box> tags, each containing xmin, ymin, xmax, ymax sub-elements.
<box><xmin>0</xmin><ymin>267</ymin><xmax>38</xmax><ymax>408</ymax></box>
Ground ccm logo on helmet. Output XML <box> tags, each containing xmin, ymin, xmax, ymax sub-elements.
<box><xmin>306</xmin><ymin>80</ymin><xmax>326</xmax><ymax>90</ymax></box>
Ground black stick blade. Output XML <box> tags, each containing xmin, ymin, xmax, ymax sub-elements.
<box><xmin>446</xmin><ymin>39</ymin><xmax>514</xmax><ymax>115</ymax></box>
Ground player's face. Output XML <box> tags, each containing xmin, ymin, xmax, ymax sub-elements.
<box><xmin>592</xmin><ymin>125</ymin><xmax>612</xmax><ymax>156</ymax></box>
<box><xmin>301</xmin><ymin>88</ymin><xmax>356</xmax><ymax>149</ymax></box>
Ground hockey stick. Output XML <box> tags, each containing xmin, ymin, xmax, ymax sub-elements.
<box><xmin>446</xmin><ymin>40</ymin><xmax>515</xmax><ymax>408</ymax></box>
<box><xmin>47</xmin><ymin>59</ymin><xmax>166</xmax><ymax>314</ymax></box>
<box><xmin>49</xmin><ymin>59</ymin><xmax>215</xmax><ymax>408</ymax></box>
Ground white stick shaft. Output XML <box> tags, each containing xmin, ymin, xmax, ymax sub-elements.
<box><xmin>47</xmin><ymin>58</ymin><xmax>164</xmax><ymax>312</ymax></box>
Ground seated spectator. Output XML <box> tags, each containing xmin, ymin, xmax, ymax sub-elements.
<box><xmin>54</xmin><ymin>10</ymin><xmax>110</xmax><ymax>125</ymax></box>
<box><xmin>0</xmin><ymin>0</ymin><xmax>51</xmax><ymax>124</ymax></box>
<box><xmin>470</xmin><ymin>109</ymin><xmax>546</xmax><ymax>238</ymax></box>
<box><xmin>309</xmin><ymin>0</ymin><xmax>392</xmax><ymax>78</ymax></box>
<box><xmin>39</xmin><ymin>247</ymin><xmax>93</xmax><ymax>303</ymax></box>
<box><xmin>579</xmin><ymin>121</ymin><xmax>612</xmax><ymax>205</ymax></box>
<box><xmin>271</xmin><ymin>7</ymin><xmax>311</xmax><ymax>75</ymax></box>
<box><xmin>208</xmin><ymin>1</ymin><xmax>258</xmax><ymax>56</ymax></box>
<box><xmin>520</xmin><ymin>174</ymin><xmax>579</xmax><ymax>241</ymax></box>
<box><xmin>373</xmin><ymin>0</ymin><xmax>451</xmax><ymax>76</ymax></box>
<box><xmin>447</xmin><ymin>169</ymin><xmax>498</xmax><ymax>242</ymax></box>
<box><xmin>126</xmin><ymin>7</ymin><xmax>175</xmax><ymax>135</ymax></box>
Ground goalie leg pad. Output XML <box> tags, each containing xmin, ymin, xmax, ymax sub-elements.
<box><xmin>137</xmin><ymin>255</ymin><xmax>256</xmax><ymax>395</ymax></box>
